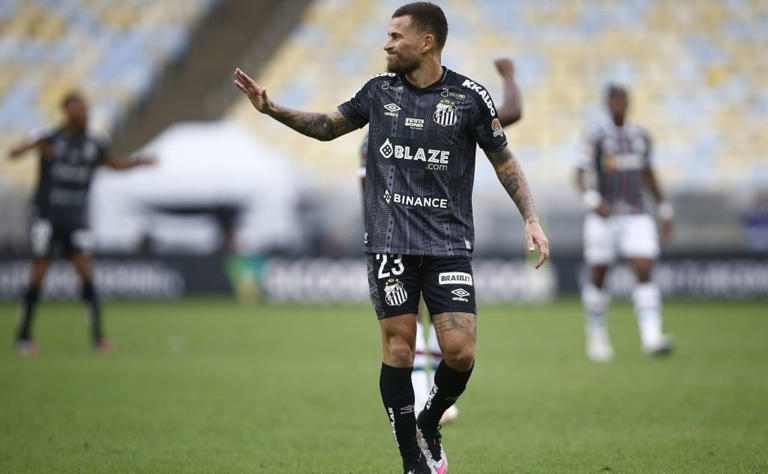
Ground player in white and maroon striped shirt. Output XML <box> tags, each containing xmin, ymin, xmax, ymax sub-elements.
<box><xmin>575</xmin><ymin>84</ymin><xmax>675</xmax><ymax>362</ymax></box>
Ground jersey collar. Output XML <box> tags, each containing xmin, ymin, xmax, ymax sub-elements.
<box><xmin>400</xmin><ymin>66</ymin><xmax>449</xmax><ymax>92</ymax></box>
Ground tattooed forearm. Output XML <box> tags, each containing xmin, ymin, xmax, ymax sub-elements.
<box><xmin>488</xmin><ymin>147</ymin><xmax>538</xmax><ymax>222</ymax></box>
<box><xmin>433</xmin><ymin>312</ymin><xmax>477</xmax><ymax>335</ymax></box>
<box><xmin>269</xmin><ymin>107</ymin><xmax>354</xmax><ymax>141</ymax></box>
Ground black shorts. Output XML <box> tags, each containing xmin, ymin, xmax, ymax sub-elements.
<box><xmin>29</xmin><ymin>218</ymin><xmax>93</xmax><ymax>258</ymax></box>
<box><xmin>367</xmin><ymin>253</ymin><xmax>477</xmax><ymax>320</ymax></box>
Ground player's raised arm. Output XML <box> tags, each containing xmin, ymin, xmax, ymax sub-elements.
<box><xmin>103</xmin><ymin>153</ymin><xmax>155</xmax><ymax>170</ymax></box>
<box><xmin>494</xmin><ymin>58</ymin><xmax>522</xmax><ymax>127</ymax></box>
<box><xmin>487</xmin><ymin>146</ymin><xmax>550</xmax><ymax>268</ymax></box>
<box><xmin>233</xmin><ymin>68</ymin><xmax>356</xmax><ymax>142</ymax></box>
<box><xmin>8</xmin><ymin>137</ymin><xmax>46</xmax><ymax>160</ymax></box>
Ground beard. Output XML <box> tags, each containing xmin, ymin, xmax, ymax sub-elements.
<box><xmin>386</xmin><ymin>53</ymin><xmax>419</xmax><ymax>75</ymax></box>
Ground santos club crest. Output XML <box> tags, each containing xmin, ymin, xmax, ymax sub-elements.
<box><xmin>384</xmin><ymin>279</ymin><xmax>408</xmax><ymax>306</ymax></box>
<box><xmin>433</xmin><ymin>99</ymin><xmax>457</xmax><ymax>127</ymax></box>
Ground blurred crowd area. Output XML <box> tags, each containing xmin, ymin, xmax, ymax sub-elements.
<box><xmin>1</xmin><ymin>0</ymin><xmax>767</xmax><ymax>257</ymax></box>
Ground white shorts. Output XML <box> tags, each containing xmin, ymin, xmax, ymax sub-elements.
<box><xmin>583</xmin><ymin>213</ymin><xmax>659</xmax><ymax>265</ymax></box>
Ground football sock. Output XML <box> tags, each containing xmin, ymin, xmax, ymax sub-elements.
<box><xmin>380</xmin><ymin>363</ymin><xmax>420</xmax><ymax>464</ymax></box>
<box><xmin>633</xmin><ymin>282</ymin><xmax>663</xmax><ymax>347</ymax></box>
<box><xmin>412</xmin><ymin>321</ymin><xmax>430</xmax><ymax>416</ymax></box>
<box><xmin>581</xmin><ymin>283</ymin><xmax>609</xmax><ymax>330</ymax></box>
<box><xmin>81</xmin><ymin>281</ymin><xmax>103</xmax><ymax>344</ymax></box>
<box><xmin>16</xmin><ymin>286</ymin><xmax>40</xmax><ymax>341</ymax></box>
<box><xmin>420</xmin><ymin>360</ymin><xmax>473</xmax><ymax>430</ymax></box>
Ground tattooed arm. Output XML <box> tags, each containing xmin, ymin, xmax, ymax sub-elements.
<box><xmin>234</xmin><ymin>68</ymin><xmax>355</xmax><ymax>141</ymax></box>
<box><xmin>487</xmin><ymin>146</ymin><xmax>550</xmax><ymax>268</ymax></box>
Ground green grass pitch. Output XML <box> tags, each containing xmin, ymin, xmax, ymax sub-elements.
<box><xmin>1</xmin><ymin>298</ymin><xmax>766</xmax><ymax>473</ymax></box>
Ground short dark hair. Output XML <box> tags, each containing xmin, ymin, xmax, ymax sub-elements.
<box><xmin>392</xmin><ymin>2</ymin><xmax>448</xmax><ymax>50</ymax></box>
<box><xmin>604</xmin><ymin>83</ymin><xmax>627</xmax><ymax>100</ymax></box>
<box><xmin>62</xmin><ymin>91</ymin><xmax>85</xmax><ymax>108</ymax></box>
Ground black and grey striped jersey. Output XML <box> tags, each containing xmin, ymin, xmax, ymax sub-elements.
<box><xmin>576</xmin><ymin>116</ymin><xmax>653</xmax><ymax>214</ymax></box>
<box><xmin>34</xmin><ymin>128</ymin><xmax>109</xmax><ymax>224</ymax></box>
<box><xmin>340</xmin><ymin>67</ymin><xmax>507</xmax><ymax>256</ymax></box>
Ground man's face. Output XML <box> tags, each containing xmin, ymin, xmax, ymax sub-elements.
<box><xmin>607</xmin><ymin>89</ymin><xmax>628</xmax><ymax>119</ymax></box>
<box><xmin>64</xmin><ymin>97</ymin><xmax>88</xmax><ymax>129</ymax></box>
<box><xmin>384</xmin><ymin>15</ymin><xmax>425</xmax><ymax>74</ymax></box>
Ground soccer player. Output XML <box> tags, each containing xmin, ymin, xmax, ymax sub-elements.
<box><xmin>8</xmin><ymin>92</ymin><xmax>154</xmax><ymax>355</ymax></box>
<box><xmin>234</xmin><ymin>3</ymin><xmax>549</xmax><ymax>473</ymax></box>
<box><xmin>358</xmin><ymin>57</ymin><xmax>523</xmax><ymax>426</ymax></box>
<box><xmin>575</xmin><ymin>84</ymin><xmax>674</xmax><ymax>362</ymax></box>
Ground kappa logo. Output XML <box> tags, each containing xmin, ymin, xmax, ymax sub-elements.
<box><xmin>383</xmin><ymin>103</ymin><xmax>401</xmax><ymax>117</ymax></box>
<box><xmin>384</xmin><ymin>279</ymin><xmax>408</xmax><ymax>306</ymax></box>
<box><xmin>438</xmin><ymin>272</ymin><xmax>474</xmax><ymax>286</ymax></box>
<box><xmin>433</xmin><ymin>99</ymin><xmax>457</xmax><ymax>127</ymax></box>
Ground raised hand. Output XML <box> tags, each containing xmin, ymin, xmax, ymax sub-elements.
<box><xmin>494</xmin><ymin>57</ymin><xmax>515</xmax><ymax>78</ymax></box>
<box><xmin>234</xmin><ymin>68</ymin><xmax>272</xmax><ymax>114</ymax></box>
<box><xmin>524</xmin><ymin>220</ymin><xmax>550</xmax><ymax>269</ymax></box>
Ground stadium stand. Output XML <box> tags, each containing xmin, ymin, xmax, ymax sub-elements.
<box><xmin>0</xmin><ymin>0</ymin><xmax>220</xmax><ymax>187</ymax></box>
<box><xmin>229</xmin><ymin>0</ymin><xmax>768</xmax><ymax>196</ymax></box>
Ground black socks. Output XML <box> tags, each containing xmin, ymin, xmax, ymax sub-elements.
<box><xmin>419</xmin><ymin>360</ymin><xmax>474</xmax><ymax>429</ymax></box>
<box><xmin>81</xmin><ymin>281</ymin><xmax>103</xmax><ymax>344</ymax></box>
<box><xmin>380</xmin><ymin>363</ymin><xmax>420</xmax><ymax>465</ymax></box>
<box><xmin>16</xmin><ymin>286</ymin><xmax>40</xmax><ymax>341</ymax></box>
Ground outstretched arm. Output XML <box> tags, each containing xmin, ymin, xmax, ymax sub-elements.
<box><xmin>8</xmin><ymin>139</ymin><xmax>43</xmax><ymax>160</ymax></box>
<box><xmin>487</xmin><ymin>146</ymin><xmax>550</xmax><ymax>268</ymax></box>
<box><xmin>494</xmin><ymin>58</ymin><xmax>522</xmax><ymax>127</ymax></box>
<box><xmin>234</xmin><ymin>68</ymin><xmax>356</xmax><ymax>141</ymax></box>
<box><xmin>104</xmin><ymin>153</ymin><xmax>155</xmax><ymax>170</ymax></box>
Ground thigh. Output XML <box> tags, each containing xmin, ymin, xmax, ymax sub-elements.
<box><xmin>619</xmin><ymin>214</ymin><xmax>659</xmax><ymax>260</ymax></box>
<box><xmin>367</xmin><ymin>253</ymin><xmax>421</xmax><ymax>320</ymax></box>
<box><xmin>584</xmin><ymin>213</ymin><xmax>616</xmax><ymax>265</ymax></box>
<box><xmin>420</xmin><ymin>256</ymin><xmax>477</xmax><ymax>317</ymax></box>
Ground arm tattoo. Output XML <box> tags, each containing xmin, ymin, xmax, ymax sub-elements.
<box><xmin>433</xmin><ymin>312</ymin><xmax>477</xmax><ymax>336</ymax></box>
<box><xmin>270</xmin><ymin>107</ymin><xmax>354</xmax><ymax>141</ymax></box>
<box><xmin>488</xmin><ymin>147</ymin><xmax>537</xmax><ymax>222</ymax></box>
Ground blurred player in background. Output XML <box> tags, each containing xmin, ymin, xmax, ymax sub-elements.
<box><xmin>575</xmin><ymin>84</ymin><xmax>674</xmax><ymax>362</ymax></box>
<box><xmin>358</xmin><ymin>57</ymin><xmax>523</xmax><ymax>425</ymax></box>
<box><xmin>234</xmin><ymin>2</ymin><xmax>548</xmax><ymax>472</ymax></box>
<box><xmin>8</xmin><ymin>92</ymin><xmax>154</xmax><ymax>355</ymax></box>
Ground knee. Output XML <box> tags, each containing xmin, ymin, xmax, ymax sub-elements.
<box><xmin>383</xmin><ymin>337</ymin><xmax>415</xmax><ymax>367</ymax></box>
<box><xmin>441</xmin><ymin>343</ymin><xmax>475</xmax><ymax>372</ymax></box>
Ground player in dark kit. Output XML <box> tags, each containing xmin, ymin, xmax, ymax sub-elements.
<box><xmin>234</xmin><ymin>3</ymin><xmax>549</xmax><ymax>473</ymax></box>
<box><xmin>8</xmin><ymin>92</ymin><xmax>154</xmax><ymax>355</ymax></box>
<box><xmin>358</xmin><ymin>56</ymin><xmax>523</xmax><ymax>427</ymax></box>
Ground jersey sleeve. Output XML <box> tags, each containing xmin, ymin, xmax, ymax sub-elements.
<box><xmin>575</xmin><ymin>127</ymin><xmax>597</xmax><ymax>170</ymax></box>
<box><xmin>469</xmin><ymin>90</ymin><xmax>507</xmax><ymax>153</ymax></box>
<box><xmin>338</xmin><ymin>79</ymin><xmax>374</xmax><ymax>129</ymax></box>
<box><xmin>642</xmin><ymin>129</ymin><xmax>653</xmax><ymax>169</ymax></box>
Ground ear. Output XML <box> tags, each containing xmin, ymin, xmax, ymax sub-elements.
<box><xmin>421</xmin><ymin>33</ymin><xmax>435</xmax><ymax>53</ymax></box>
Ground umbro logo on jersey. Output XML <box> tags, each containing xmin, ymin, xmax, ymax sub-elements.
<box><xmin>433</xmin><ymin>99</ymin><xmax>457</xmax><ymax>127</ymax></box>
<box><xmin>383</xmin><ymin>103</ymin><xmax>401</xmax><ymax>117</ymax></box>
